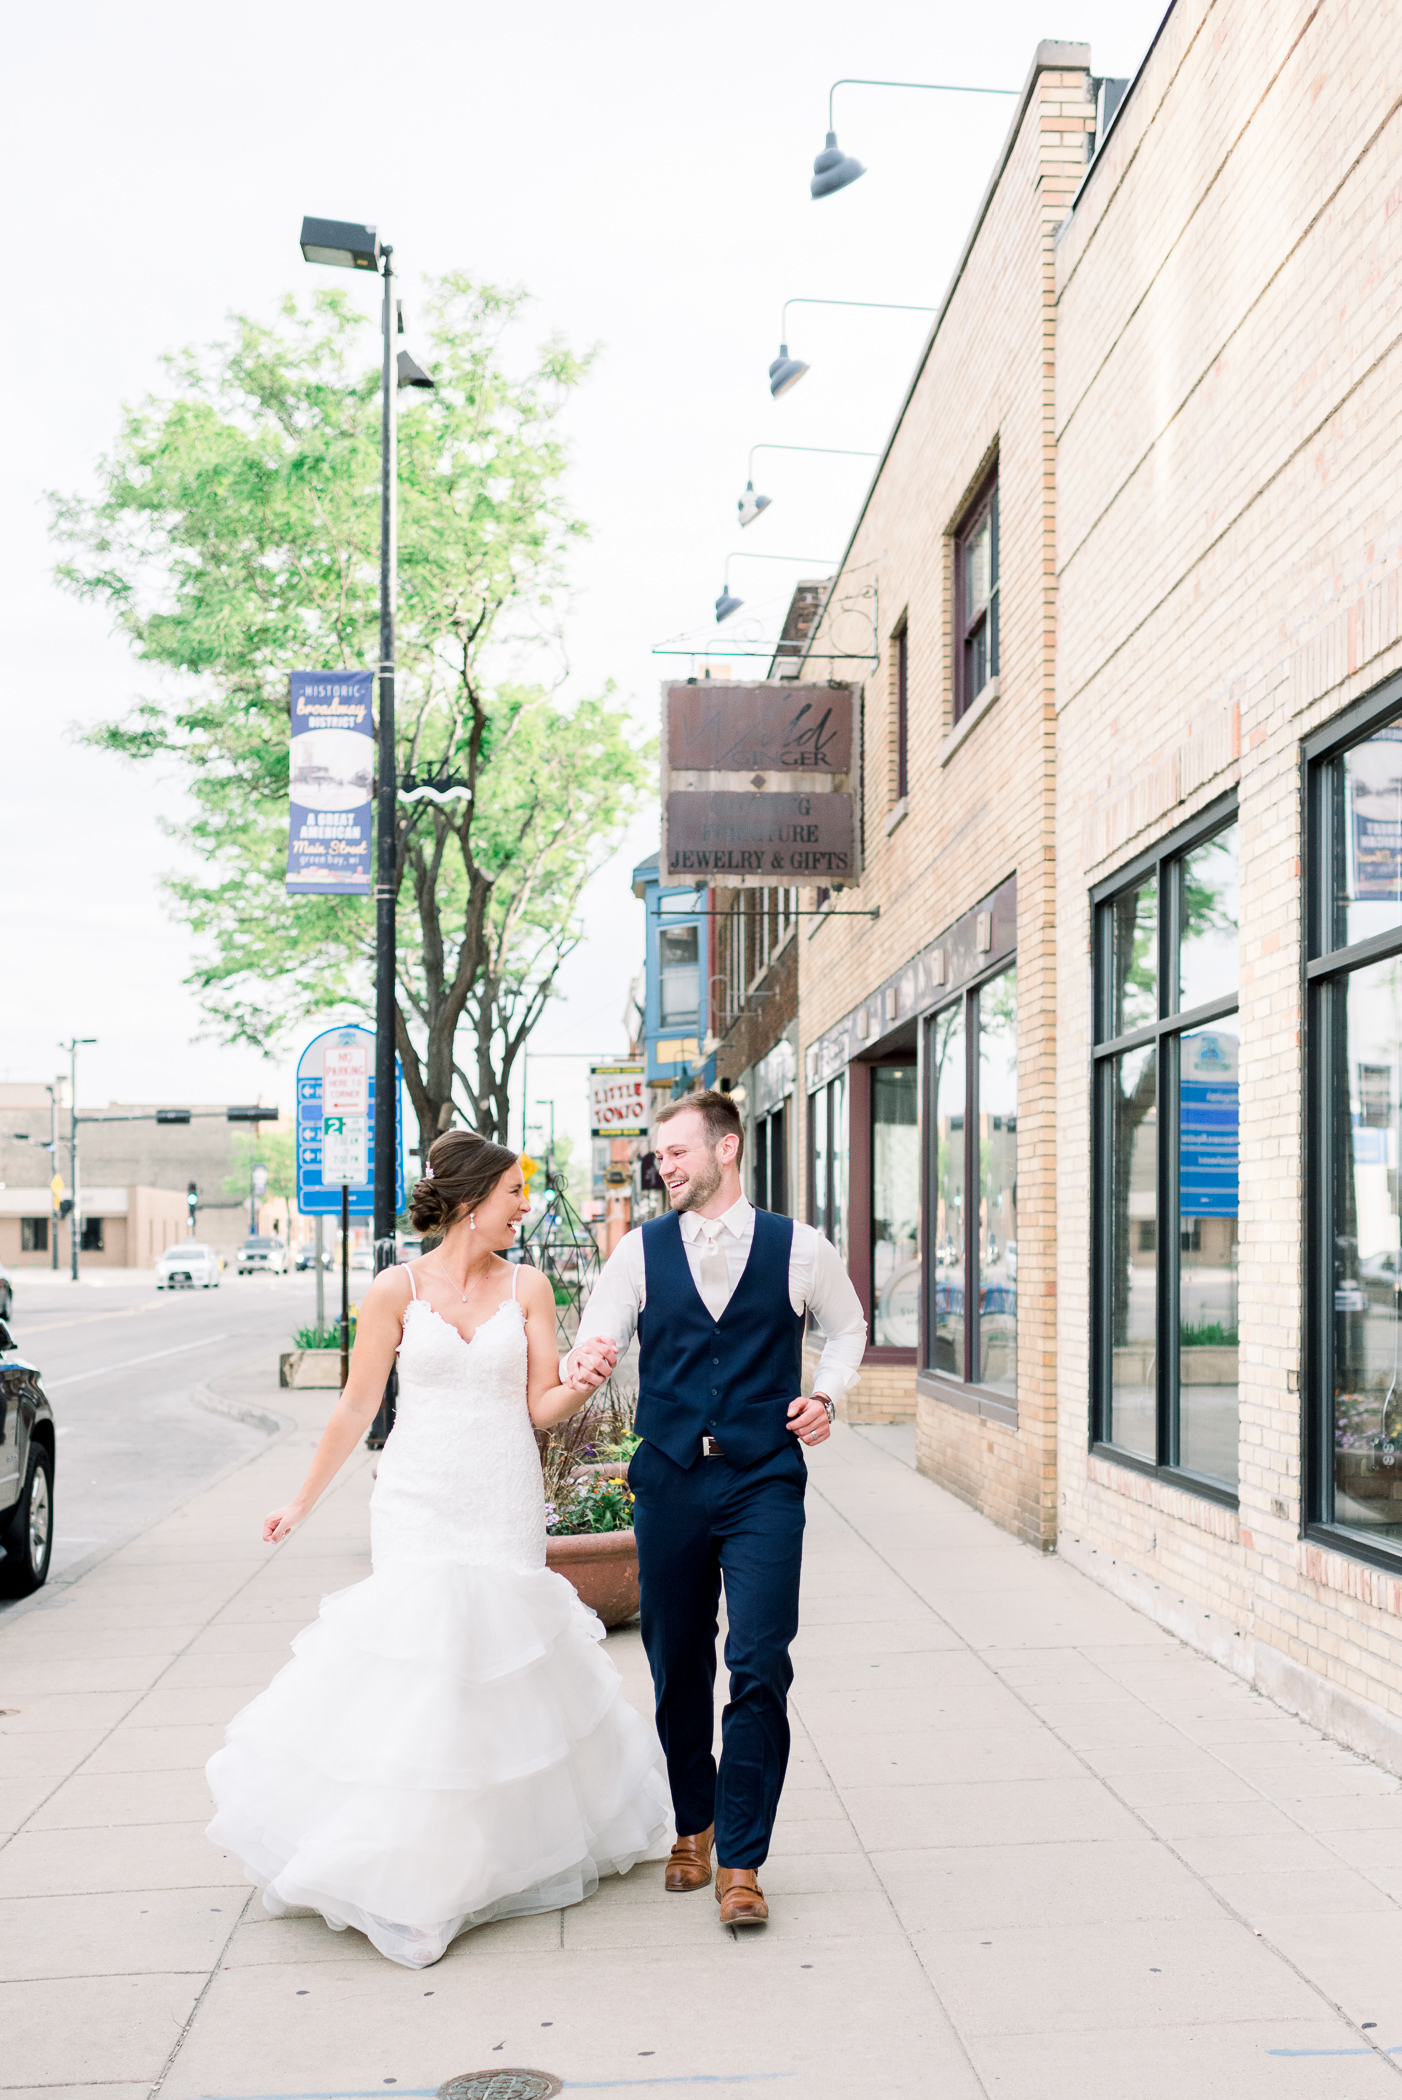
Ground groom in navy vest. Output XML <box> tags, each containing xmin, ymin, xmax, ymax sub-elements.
<box><xmin>566</xmin><ymin>1089</ymin><xmax>865</xmax><ymax>1926</ymax></box>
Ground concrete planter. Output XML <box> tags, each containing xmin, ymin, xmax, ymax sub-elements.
<box><xmin>546</xmin><ymin>1528</ymin><xmax>639</xmax><ymax>1628</ymax></box>
<box><xmin>278</xmin><ymin>1350</ymin><xmax>344</xmax><ymax>1390</ymax></box>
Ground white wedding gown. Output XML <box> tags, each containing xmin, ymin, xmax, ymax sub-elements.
<box><xmin>205</xmin><ymin>1265</ymin><xmax>671</xmax><ymax>1968</ymax></box>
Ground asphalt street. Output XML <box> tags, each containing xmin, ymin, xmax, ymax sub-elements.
<box><xmin>1</xmin><ymin>1266</ymin><xmax>325</xmax><ymax>1600</ymax></box>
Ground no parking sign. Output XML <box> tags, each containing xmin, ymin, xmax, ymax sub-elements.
<box><xmin>295</xmin><ymin>1025</ymin><xmax>405</xmax><ymax>1216</ymax></box>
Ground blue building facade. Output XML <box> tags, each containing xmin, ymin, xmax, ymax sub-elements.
<box><xmin>631</xmin><ymin>853</ymin><xmax>715</xmax><ymax>1098</ymax></box>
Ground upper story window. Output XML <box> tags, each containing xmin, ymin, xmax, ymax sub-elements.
<box><xmin>1306</xmin><ymin>687</ymin><xmax>1402</xmax><ymax>1561</ymax></box>
<box><xmin>1092</xmin><ymin>804</ymin><xmax>1240</xmax><ymax>1498</ymax></box>
<box><xmin>955</xmin><ymin>477</ymin><xmax>999</xmax><ymax>721</ymax></box>
<box><xmin>894</xmin><ymin>622</ymin><xmax>909</xmax><ymax>802</ymax></box>
<box><xmin>658</xmin><ymin>922</ymin><xmax>700</xmax><ymax>1026</ymax></box>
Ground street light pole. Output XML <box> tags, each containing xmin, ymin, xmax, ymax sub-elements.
<box><xmin>374</xmin><ymin>242</ymin><xmax>398</xmax><ymax>1275</ymax></box>
<box><xmin>60</xmin><ymin>1037</ymin><xmax>95</xmax><ymax>1282</ymax></box>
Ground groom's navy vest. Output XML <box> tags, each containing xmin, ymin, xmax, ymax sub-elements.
<box><xmin>635</xmin><ymin>1210</ymin><xmax>804</xmax><ymax>1470</ymax></box>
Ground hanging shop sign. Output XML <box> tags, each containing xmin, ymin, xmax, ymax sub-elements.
<box><xmin>286</xmin><ymin>671</ymin><xmax>374</xmax><ymax>895</ymax></box>
<box><xmin>590</xmin><ymin>1062</ymin><xmax>648</xmax><ymax>1137</ymax></box>
<box><xmin>660</xmin><ymin>679</ymin><xmax>860</xmax><ymax>890</ymax></box>
<box><xmin>295</xmin><ymin>1024</ymin><xmax>404</xmax><ymax>1216</ymax></box>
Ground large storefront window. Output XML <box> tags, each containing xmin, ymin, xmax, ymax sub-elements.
<box><xmin>1092</xmin><ymin>807</ymin><xmax>1239</xmax><ymax>1495</ymax></box>
<box><xmin>809</xmin><ymin>1071</ymin><xmax>848</xmax><ymax>1262</ymax></box>
<box><xmin>924</xmin><ymin>965</ymin><xmax>1017</xmax><ymax>1398</ymax></box>
<box><xmin>872</xmin><ymin>1065</ymin><xmax>918</xmax><ymax>1345</ymax></box>
<box><xmin>1307</xmin><ymin>697</ymin><xmax>1402</xmax><ymax>1554</ymax></box>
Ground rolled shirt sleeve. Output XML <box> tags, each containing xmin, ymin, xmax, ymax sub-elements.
<box><xmin>797</xmin><ymin>1227</ymin><xmax>867</xmax><ymax>1400</ymax></box>
<box><xmin>559</xmin><ymin>1231</ymin><xmax>644</xmax><ymax>1388</ymax></box>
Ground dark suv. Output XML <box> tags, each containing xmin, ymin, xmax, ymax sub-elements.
<box><xmin>0</xmin><ymin>1319</ymin><xmax>54</xmax><ymax>1596</ymax></box>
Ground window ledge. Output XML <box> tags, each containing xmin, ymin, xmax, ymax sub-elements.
<box><xmin>915</xmin><ymin>1368</ymin><xmax>1017</xmax><ymax>1428</ymax></box>
<box><xmin>939</xmin><ymin>676</ymin><xmax>1001</xmax><ymax>767</ymax></box>
<box><xmin>883</xmin><ymin>796</ymin><xmax>909</xmax><ymax>838</ymax></box>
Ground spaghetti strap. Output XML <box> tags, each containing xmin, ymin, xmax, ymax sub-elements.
<box><xmin>406</xmin><ymin>1263</ymin><xmax>418</xmax><ymax>1302</ymax></box>
<box><xmin>510</xmin><ymin>1262</ymin><xmax>521</xmax><ymax>1305</ymax></box>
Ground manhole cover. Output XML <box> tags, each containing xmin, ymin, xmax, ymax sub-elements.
<box><xmin>439</xmin><ymin>2076</ymin><xmax>562</xmax><ymax>2100</ymax></box>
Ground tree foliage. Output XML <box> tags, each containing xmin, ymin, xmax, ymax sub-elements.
<box><xmin>53</xmin><ymin>280</ymin><xmax>652</xmax><ymax>1161</ymax></box>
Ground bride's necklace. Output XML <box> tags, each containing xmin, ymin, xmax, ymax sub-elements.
<box><xmin>432</xmin><ymin>1254</ymin><xmax>480</xmax><ymax>1304</ymax></box>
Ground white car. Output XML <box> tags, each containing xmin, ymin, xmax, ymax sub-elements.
<box><xmin>156</xmin><ymin>1242</ymin><xmax>221</xmax><ymax>1290</ymax></box>
<box><xmin>237</xmin><ymin>1236</ymin><xmax>288</xmax><ymax>1276</ymax></box>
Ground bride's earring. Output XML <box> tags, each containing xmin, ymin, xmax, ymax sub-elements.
<box><xmin>469</xmin><ymin>1212</ymin><xmax>476</xmax><ymax>1231</ymax></box>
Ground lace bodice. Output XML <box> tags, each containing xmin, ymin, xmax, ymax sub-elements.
<box><xmin>369</xmin><ymin>1271</ymin><xmax>545</xmax><ymax>1573</ymax></box>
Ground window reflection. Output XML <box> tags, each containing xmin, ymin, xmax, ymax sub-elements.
<box><xmin>979</xmin><ymin>969</ymin><xmax>1017</xmax><ymax>1394</ymax></box>
<box><xmin>1336</xmin><ymin>728</ymin><xmax>1402</xmax><ymax>951</ymax></box>
<box><xmin>932</xmin><ymin>1005</ymin><xmax>966</xmax><ymax>1378</ymax></box>
<box><xmin>1108</xmin><ymin>1043</ymin><xmax>1157</xmax><ymax>1459</ymax></box>
<box><xmin>1178</xmin><ymin>1029</ymin><xmax>1239</xmax><ymax>1484</ymax></box>
<box><xmin>1110</xmin><ymin>879</ymin><xmax>1157</xmax><ymax>1035</ymax></box>
<box><xmin>1332</xmin><ymin>957</ymin><xmax>1402</xmax><ymax>1539</ymax></box>
<box><xmin>872</xmin><ymin>1067</ymin><xmax>919</xmax><ymax>1346</ymax></box>
<box><xmin>1179</xmin><ymin>827</ymin><xmax>1239</xmax><ymax>1013</ymax></box>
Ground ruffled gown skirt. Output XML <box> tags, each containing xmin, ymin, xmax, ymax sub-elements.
<box><xmin>205</xmin><ymin>1295</ymin><xmax>671</xmax><ymax>1968</ymax></box>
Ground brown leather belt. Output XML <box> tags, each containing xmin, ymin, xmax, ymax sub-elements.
<box><xmin>702</xmin><ymin>1435</ymin><xmax>727</xmax><ymax>1459</ymax></box>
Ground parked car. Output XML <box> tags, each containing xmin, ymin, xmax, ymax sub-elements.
<box><xmin>0</xmin><ymin>1317</ymin><xmax>54</xmax><ymax>1596</ymax></box>
<box><xmin>237</xmin><ymin>1236</ymin><xmax>288</xmax><ymax>1276</ymax></box>
<box><xmin>295</xmin><ymin>1243</ymin><xmax>333</xmax><ymax>1272</ymax></box>
<box><xmin>155</xmin><ymin>1242</ymin><xmax>221</xmax><ymax>1290</ymax></box>
<box><xmin>349</xmin><ymin>1246</ymin><xmax>374</xmax><ymax>1273</ymax></box>
<box><xmin>0</xmin><ymin>1261</ymin><xmax>11</xmax><ymax>1321</ymax></box>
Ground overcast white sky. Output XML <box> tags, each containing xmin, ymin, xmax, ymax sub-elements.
<box><xmin>3</xmin><ymin>0</ymin><xmax>1166</xmax><ymax>1168</ymax></box>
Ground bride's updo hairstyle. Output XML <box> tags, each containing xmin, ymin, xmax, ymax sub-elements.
<box><xmin>408</xmin><ymin>1129</ymin><xmax>520</xmax><ymax>1235</ymax></box>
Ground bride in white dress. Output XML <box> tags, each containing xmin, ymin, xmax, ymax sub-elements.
<box><xmin>206</xmin><ymin>1130</ymin><xmax>671</xmax><ymax>1968</ymax></box>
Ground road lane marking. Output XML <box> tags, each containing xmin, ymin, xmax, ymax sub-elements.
<box><xmin>13</xmin><ymin>1308</ymin><xmax>151</xmax><ymax>1338</ymax></box>
<box><xmin>46</xmin><ymin>1335</ymin><xmax>232</xmax><ymax>1388</ymax></box>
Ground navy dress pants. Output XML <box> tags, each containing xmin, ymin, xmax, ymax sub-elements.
<box><xmin>629</xmin><ymin>1437</ymin><xmax>806</xmax><ymax>1870</ymax></box>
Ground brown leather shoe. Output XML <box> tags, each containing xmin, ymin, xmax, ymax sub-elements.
<box><xmin>715</xmin><ymin>1867</ymin><xmax>768</xmax><ymax>1926</ymax></box>
<box><xmin>664</xmin><ymin>1825</ymin><xmax>714</xmax><ymax>1892</ymax></box>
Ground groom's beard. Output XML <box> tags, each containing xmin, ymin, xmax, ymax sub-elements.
<box><xmin>668</xmin><ymin>1150</ymin><xmax>723</xmax><ymax>1213</ymax></box>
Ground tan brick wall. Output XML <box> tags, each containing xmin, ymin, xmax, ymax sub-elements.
<box><xmin>796</xmin><ymin>54</ymin><xmax>1094</xmax><ymax>1548</ymax></box>
<box><xmin>1055</xmin><ymin>0</ymin><xmax>1402</xmax><ymax>1737</ymax></box>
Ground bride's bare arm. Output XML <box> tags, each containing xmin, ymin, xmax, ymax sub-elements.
<box><xmin>519</xmin><ymin>1265</ymin><xmax>618</xmax><ymax>1430</ymax></box>
<box><xmin>263</xmin><ymin>1264</ymin><xmax>411</xmax><ymax>1544</ymax></box>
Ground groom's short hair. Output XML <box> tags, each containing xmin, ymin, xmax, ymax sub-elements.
<box><xmin>654</xmin><ymin>1087</ymin><xmax>744</xmax><ymax>1164</ymax></box>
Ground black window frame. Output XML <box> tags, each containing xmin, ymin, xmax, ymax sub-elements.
<box><xmin>894</xmin><ymin>620</ymin><xmax>910</xmax><ymax>803</ymax></box>
<box><xmin>1089</xmin><ymin>789</ymin><xmax>1240</xmax><ymax>1508</ymax></box>
<box><xmin>954</xmin><ymin>475</ymin><xmax>999</xmax><ymax>723</ymax></box>
<box><xmin>20</xmin><ymin>1217</ymin><xmax>48</xmax><ymax>1253</ymax></box>
<box><xmin>919</xmin><ymin>954</ymin><xmax>1018</xmax><ymax>1426</ymax></box>
<box><xmin>753</xmin><ymin>1102</ymin><xmax>789</xmax><ymax>1216</ymax></box>
<box><xmin>1303</xmin><ymin>668</ymin><xmax>1402</xmax><ymax>1573</ymax></box>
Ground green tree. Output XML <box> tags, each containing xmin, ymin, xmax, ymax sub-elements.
<box><xmin>53</xmin><ymin>280</ymin><xmax>652</xmax><ymax>1160</ymax></box>
<box><xmin>222</xmin><ymin>1129</ymin><xmax>297</xmax><ymax>1207</ymax></box>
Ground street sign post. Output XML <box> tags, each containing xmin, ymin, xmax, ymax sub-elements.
<box><xmin>295</xmin><ymin>1026</ymin><xmax>404</xmax><ymax>1218</ymax></box>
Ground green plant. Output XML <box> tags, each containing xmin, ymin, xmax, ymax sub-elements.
<box><xmin>1180</xmin><ymin>1321</ymin><xmax>1239</xmax><ymax>1347</ymax></box>
<box><xmin>547</xmin><ymin>1473</ymin><xmax>635</xmax><ymax>1538</ymax></box>
<box><xmin>293</xmin><ymin>1322</ymin><xmax>344</xmax><ymax>1350</ymax></box>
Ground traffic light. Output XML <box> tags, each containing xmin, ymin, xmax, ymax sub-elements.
<box><xmin>58</xmin><ymin>1198</ymin><xmax>74</xmax><ymax>1219</ymax></box>
<box><xmin>187</xmin><ymin>1181</ymin><xmax>198</xmax><ymax>1222</ymax></box>
<box><xmin>155</xmin><ymin>1109</ymin><xmax>192</xmax><ymax>1125</ymax></box>
<box><xmin>227</xmin><ymin>1106</ymin><xmax>277</xmax><ymax>1122</ymax></box>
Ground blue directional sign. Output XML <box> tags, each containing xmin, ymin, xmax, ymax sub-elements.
<box><xmin>296</xmin><ymin>1025</ymin><xmax>405</xmax><ymax>1217</ymax></box>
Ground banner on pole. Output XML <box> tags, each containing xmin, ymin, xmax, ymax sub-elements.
<box><xmin>287</xmin><ymin>671</ymin><xmax>374</xmax><ymax>895</ymax></box>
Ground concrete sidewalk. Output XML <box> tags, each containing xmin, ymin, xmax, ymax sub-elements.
<box><xmin>6</xmin><ymin>1374</ymin><xmax>1402</xmax><ymax>2100</ymax></box>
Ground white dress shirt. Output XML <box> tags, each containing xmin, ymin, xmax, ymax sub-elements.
<box><xmin>564</xmin><ymin>1197</ymin><xmax>866</xmax><ymax>1400</ymax></box>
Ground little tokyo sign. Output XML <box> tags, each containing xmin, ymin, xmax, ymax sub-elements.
<box><xmin>660</xmin><ymin>678</ymin><xmax>860</xmax><ymax>890</ymax></box>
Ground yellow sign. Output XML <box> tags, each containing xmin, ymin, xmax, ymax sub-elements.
<box><xmin>49</xmin><ymin>1174</ymin><xmax>64</xmax><ymax>1209</ymax></box>
<box><xmin>520</xmin><ymin>1154</ymin><xmax>539</xmax><ymax>1183</ymax></box>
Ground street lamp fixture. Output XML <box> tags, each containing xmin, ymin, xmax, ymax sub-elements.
<box><xmin>714</xmin><ymin>549</ymin><xmax>838</xmax><ymax>625</ymax></box>
<box><xmin>298</xmin><ymin>216</ymin><xmax>382</xmax><ymax>270</ymax></box>
<box><xmin>736</xmin><ymin>442</ymin><xmax>880</xmax><ymax>526</ymax></box>
<box><xmin>767</xmin><ymin>297</ymin><xmax>937</xmax><ymax>397</ymax></box>
<box><xmin>810</xmin><ymin>78</ymin><xmax>1018</xmax><ymax>199</ymax></box>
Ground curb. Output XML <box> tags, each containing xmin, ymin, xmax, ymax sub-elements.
<box><xmin>191</xmin><ymin>1380</ymin><xmax>293</xmax><ymax>1438</ymax></box>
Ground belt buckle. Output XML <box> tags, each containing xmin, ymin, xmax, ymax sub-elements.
<box><xmin>703</xmin><ymin>1434</ymin><xmax>725</xmax><ymax>1459</ymax></box>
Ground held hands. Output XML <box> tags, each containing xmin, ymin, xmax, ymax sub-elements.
<box><xmin>787</xmin><ymin>1393</ymin><xmax>833</xmax><ymax>1447</ymax></box>
<box><xmin>263</xmin><ymin>1500</ymin><xmax>308</xmax><ymax>1545</ymax></box>
<box><xmin>566</xmin><ymin>1337</ymin><xmax>619</xmax><ymax>1395</ymax></box>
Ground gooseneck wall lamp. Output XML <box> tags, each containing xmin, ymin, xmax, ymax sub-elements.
<box><xmin>738</xmin><ymin>443</ymin><xmax>880</xmax><ymax>526</ymax></box>
<box><xmin>714</xmin><ymin>549</ymin><xmax>838</xmax><ymax>625</ymax></box>
<box><xmin>811</xmin><ymin>77</ymin><xmax>1018</xmax><ymax>199</ymax></box>
<box><xmin>769</xmin><ymin>297</ymin><xmax>937</xmax><ymax>398</ymax></box>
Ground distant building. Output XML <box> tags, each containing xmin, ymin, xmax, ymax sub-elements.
<box><xmin>630</xmin><ymin>853</ymin><xmax>714</xmax><ymax>1111</ymax></box>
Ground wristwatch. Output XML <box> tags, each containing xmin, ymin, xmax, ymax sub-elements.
<box><xmin>814</xmin><ymin>1393</ymin><xmax>835</xmax><ymax>1424</ymax></box>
